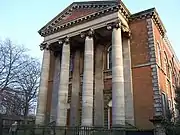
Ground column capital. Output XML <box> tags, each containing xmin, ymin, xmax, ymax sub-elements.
<box><xmin>39</xmin><ymin>42</ymin><xmax>50</xmax><ymax>51</ymax></box>
<box><xmin>122</xmin><ymin>24</ymin><xmax>131</xmax><ymax>38</ymax></box>
<box><xmin>58</xmin><ymin>36</ymin><xmax>70</xmax><ymax>45</ymax></box>
<box><xmin>80</xmin><ymin>28</ymin><xmax>94</xmax><ymax>38</ymax></box>
<box><xmin>58</xmin><ymin>36</ymin><xmax>69</xmax><ymax>45</ymax></box>
<box><xmin>106</xmin><ymin>19</ymin><xmax>121</xmax><ymax>30</ymax></box>
<box><xmin>124</xmin><ymin>30</ymin><xmax>132</xmax><ymax>38</ymax></box>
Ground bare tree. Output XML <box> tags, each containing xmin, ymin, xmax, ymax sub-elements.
<box><xmin>15</xmin><ymin>58</ymin><xmax>40</xmax><ymax>116</ymax></box>
<box><xmin>0</xmin><ymin>39</ymin><xmax>29</xmax><ymax>90</ymax></box>
<box><xmin>0</xmin><ymin>87</ymin><xmax>23</xmax><ymax>115</ymax></box>
<box><xmin>0</xmin><ymin>38</ymin><xmax>40</xmax><ymax>117</ymax></box>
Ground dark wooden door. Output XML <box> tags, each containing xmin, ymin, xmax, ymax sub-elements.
<box><xmin>110</xmin><ymin>107</ymin><xmax>112</xmax><ymax>128</ymax></box>
<box><xmin>66</xmin><ymin>109</ymin><xmax>70</xmax><ymax>127</ymax></box>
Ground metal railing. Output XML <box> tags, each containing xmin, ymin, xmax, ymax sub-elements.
<box><xmin>2</xmin><ymin>125</ymin><xmax>154</xmax><ymax>135</ymax></box>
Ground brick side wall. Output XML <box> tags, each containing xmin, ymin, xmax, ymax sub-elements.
<box><xmin>152</xmin><ymin>20</ymin><xmax>178</xmax><ymax>117</ymax></box>
<box><xmin>130</xmin><ymin>19</ymin><xmax>154</xmax><ymax>129</ymax></box>
<box><xmin>132</xmin><ymin>66</ymin><xmax>154</xmax><ymax>129</ymax></box>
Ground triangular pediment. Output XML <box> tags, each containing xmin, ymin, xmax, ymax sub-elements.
<box><xmin>39</xmin><ymin>1</ymin><xmax>130</xmax><ymax>37</ymax></box>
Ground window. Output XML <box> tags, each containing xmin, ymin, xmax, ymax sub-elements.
<box><xmin>66</xmin><ymin>108</ymin><xmax>70</xmax><ymax>127</ymax></box>
<box><xmin>178</xmin><ymin>73</ymin><xmax>180</xmax><ymax>86</ymax></box>
<box><xmin>157</xmin><ymin>41</ymin><xmax>162</xmax><ymax>67</ymax></box>
<box><xmin>107</xmin><ymin>46</ymin><xmax>112</xmax><ymax>69</ymax></box>
<box><xmin>167</xmin><ymin>65</ymin><xmax>171</xmax><ymax>79</ymax></box>
<box><xmin>164</xmin><ymin>52</ymin><xmax>168</xmax><ymax>75</ymax></box>
<box><xmin>169</xmin><ymin>62</ymin><xmax>173</xmax><ymax>80</ymax></box>
<box><xmin>69</xmin><ymin>54</ymin><xmax>74</xmax><ymax>72</ymax></box>
<box><xmin>161</xmin><ymin>93</ymin><xmax>168</xmax><ymax>117</ymax></box>
<box><xmin>168</xmin><ymin>100</ymin><xmax>172</xmax><ymax>109</ymax></box>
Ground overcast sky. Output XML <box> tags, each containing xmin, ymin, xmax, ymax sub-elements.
<box><xmin>0</xmin><ymin>0</ymin><xmax>179</xmax><ymax>60</ymax></box>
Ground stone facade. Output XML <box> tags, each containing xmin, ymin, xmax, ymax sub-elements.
<box><xmin>36</xmin><ymin>0</ymin><xmax>180</xmax><ymax>132</ymax></box>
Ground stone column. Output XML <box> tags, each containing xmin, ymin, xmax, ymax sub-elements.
<box><xmin>107</xmin><ymin>21</ymin><xmax>125</xmax><ymax>126</ymax></box>
<box><xmin>56</xmin><ymin>38</ymin><xmax>70</xmax><ymax>126</ymax></box>
<box><xmin>36</xmin><ymin>43</ymin><xmax>51</xmax><ymax>125</ymax></box>
<box><xmin>81</xmin><ymin>29</ymin><xmax>94</xmax><ymax>126</ymax></box>
<box><xmin>123</xmin><ymin>38</ymin><xmax>135</xmax><ymax>126</ymax></box>
<box><xmin>94</xmin><ymin>44</ymin><xmax>104</xmax><ymax>127</ymax></box>
<box><xmin>50</xmin><ymin>54</ymin><xmax>61</xmax><ymax>122</ymax></box>
<box><xmin>70</xmin><ymin>50</ymin><xmax>81</xmax><ymax>126</ymax></box>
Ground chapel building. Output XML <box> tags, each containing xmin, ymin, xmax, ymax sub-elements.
<box><xmin>36</xmin><ymin>0</ymin><xmax>180</xmax><ymax>130</ymax></box>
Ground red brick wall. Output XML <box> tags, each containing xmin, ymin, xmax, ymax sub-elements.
<box><xmin>132</xmin><ymin>66</ymin><xmax>154</xmax><ymax>129</ymax></box>
<box><xmin>152</xmin><ymin>21</ymin><xmax>175</xmax><ymax>103</ymax></box>
<box><xmin>130</xmin><ymin>19</ymin><xmax>154</xmax><ymax>129</ymax></box>
<box><xmin>104</xmin><ymin>79</ymin><xmax>112</xmax><ymax>90</ymax></box>
<box><xmin>130</xmin><ymin>19</ymin><xmax>149</xmax><ymax>66</ymax></box>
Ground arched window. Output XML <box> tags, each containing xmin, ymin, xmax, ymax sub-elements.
<box><xmin>107</xmin><ymin>46</ymin><xmax>112</xmax><ymax>69</ymax></box>
<box><xmin>157</xmin><ymin>41</ymin><xmax>162</xmax><ymax>67</ymax></box>
<box><xmin>178</xmin><ymin>73</ymin><xmax>180</xmax><ymax>86</ymax></box>
<box><xmin>164</xmin><ymin>52</ymin><xmax>168</xmax><ymax>74</ymax></box>
<box><xmin>175</xmin><ymin>74</ymin><xmax>178</xmax><ymax>86</ymax></box>
<box><xmin>167</xmin><ymin>64</ymin><xmax>170</xmax><ymax>78</ymax></box>
<box><xmin>169</xmin><ymin>62</ymin><xmax>173</xmax><ymax>80</ymax></box>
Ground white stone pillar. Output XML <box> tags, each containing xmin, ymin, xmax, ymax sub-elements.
<box><xmin>36</xmin><ymin>43</ymin><xmax>51</xmax><ymax>125</ymax></box>
<box><xmin>50</xmin><ymin>54</ymin><xmax>61</xmax><ymax>122</ymax></box>
<box><xmin>94</xmin><ymin>44</ymin><xmax>104</xmax><ymax>127</ymax></box>
<box><xmin>56</xmin><ymin>38</ymin><xmax>70</xmax><ymax>126</ymax></box>
<box><xmin>123</xmin><ymin>38</ymin><xmax>135</xmax><ymax>126</ymax></box>
<box><xmin>70</xmin><ymin>50</ymin><xmax>81</xmax><ymax>126</ymax></box>
<box><xmin>81</xmin><ymin>29</ymin><xmax>94</xmax><ymax>126</ymax></box>
<box><xmin>108</xmin><ymin>21</ymin><xmax>125</xmax><ymax>126</ymax></box>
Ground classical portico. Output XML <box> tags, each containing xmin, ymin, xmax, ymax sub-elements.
<box><xmin>36</xmin><ymin>0</ymin><xmax>134</xmax><ymax>128</ymax></box>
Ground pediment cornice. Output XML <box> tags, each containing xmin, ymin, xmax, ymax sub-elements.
<box><xmin>38</xmin><ymin>1</ymin><xmax>131</xmax><ymax>37</ymax></box>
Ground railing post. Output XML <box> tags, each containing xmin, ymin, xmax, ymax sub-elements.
<box><xmin>0</xmin><ymin>115</ymin><xmax>2</xmax><ymax>135</ymax></box>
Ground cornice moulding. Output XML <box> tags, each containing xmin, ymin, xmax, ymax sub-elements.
<box><xmin>38</xmin><ymin>1</ymin><xmax>130</xmax><ymax>37</ymax></box>
<box><xmin>130</xmin><ymin>8</ymin><xmax>166</xmax><ymax>37</ymax></box>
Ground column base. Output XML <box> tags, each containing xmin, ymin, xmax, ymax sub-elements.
<box><xmin>125</xmin><ymin>119</ymin><xmax>135</xmax><ymax>127</ymax></box>
<box><xmin>35</xmin><ymin>113</ymin><xmax>45</xmax><ymax>125</ymax></box>
<box><xmin>150</xmin><ymin>116</ymin><xmax>166</xmax><ymax>135</ymax></box>
<box><xmin>111</xmin><ymin>125</ymin><xmax>126</xmax><ymax>135</ymax></box>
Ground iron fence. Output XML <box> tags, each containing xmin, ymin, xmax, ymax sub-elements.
<box><xmin>1</xmin><ymin>125</ymin><xmax>154</xmax><ymax>135</ymax></box>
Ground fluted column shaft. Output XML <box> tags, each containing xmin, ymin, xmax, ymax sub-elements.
<box><xmin>94</xmin><ymin>44</ymin><xmax>104</xmax><ymax>126</ymax></box>
<box><xmin>70</xmin><ymin>50</ymin><xmax>81</xmax><ymax>126</ymax></box>
<box><xmin>110</xmin><ymin>21</ymin><xmax>125</xmax><ymax>126</ymax></box>
<box><xmin>56</xmin><ymin>39</ymin><xmax>70</xmax><ymax>126</ymax></box>
<box><xmin>81</xmin><ymin>30</ymin><xmax>94</xmax><ymax>126</ymax></box>
<box><xmin>50</xmin><ymin>55</ymin><xmax>61</xmax><ymax>122</ymax></box>
<box><xmin>36</xmin><ymin>44</ymin><xmax>51</xmax><ymax>125</ymax></box>
<box><xmin>123</xmin><ymin>38</ymin><xmax>134</xmax><ymax>126</ymax></box>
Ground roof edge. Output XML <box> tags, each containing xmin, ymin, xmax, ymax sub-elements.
<box><xmin>130</xmin><ymin>7</ymin><xmax>166</xmax><ymax>36</ymax></box>
<box><xmin>164</xmin><ymin>35</ymin><xmax>180</xmax><ymax>70</ymax></box>
<box><xmin>38</xmin><ymin>2</ymin><xmax>75</xmax><ymax>35</ymax></box>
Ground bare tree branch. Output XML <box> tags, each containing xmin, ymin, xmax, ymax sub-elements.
<box><xmin>0</xmin><ymin>38</ymin><xmax>40</xmax><ymax>117</ymax></box>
